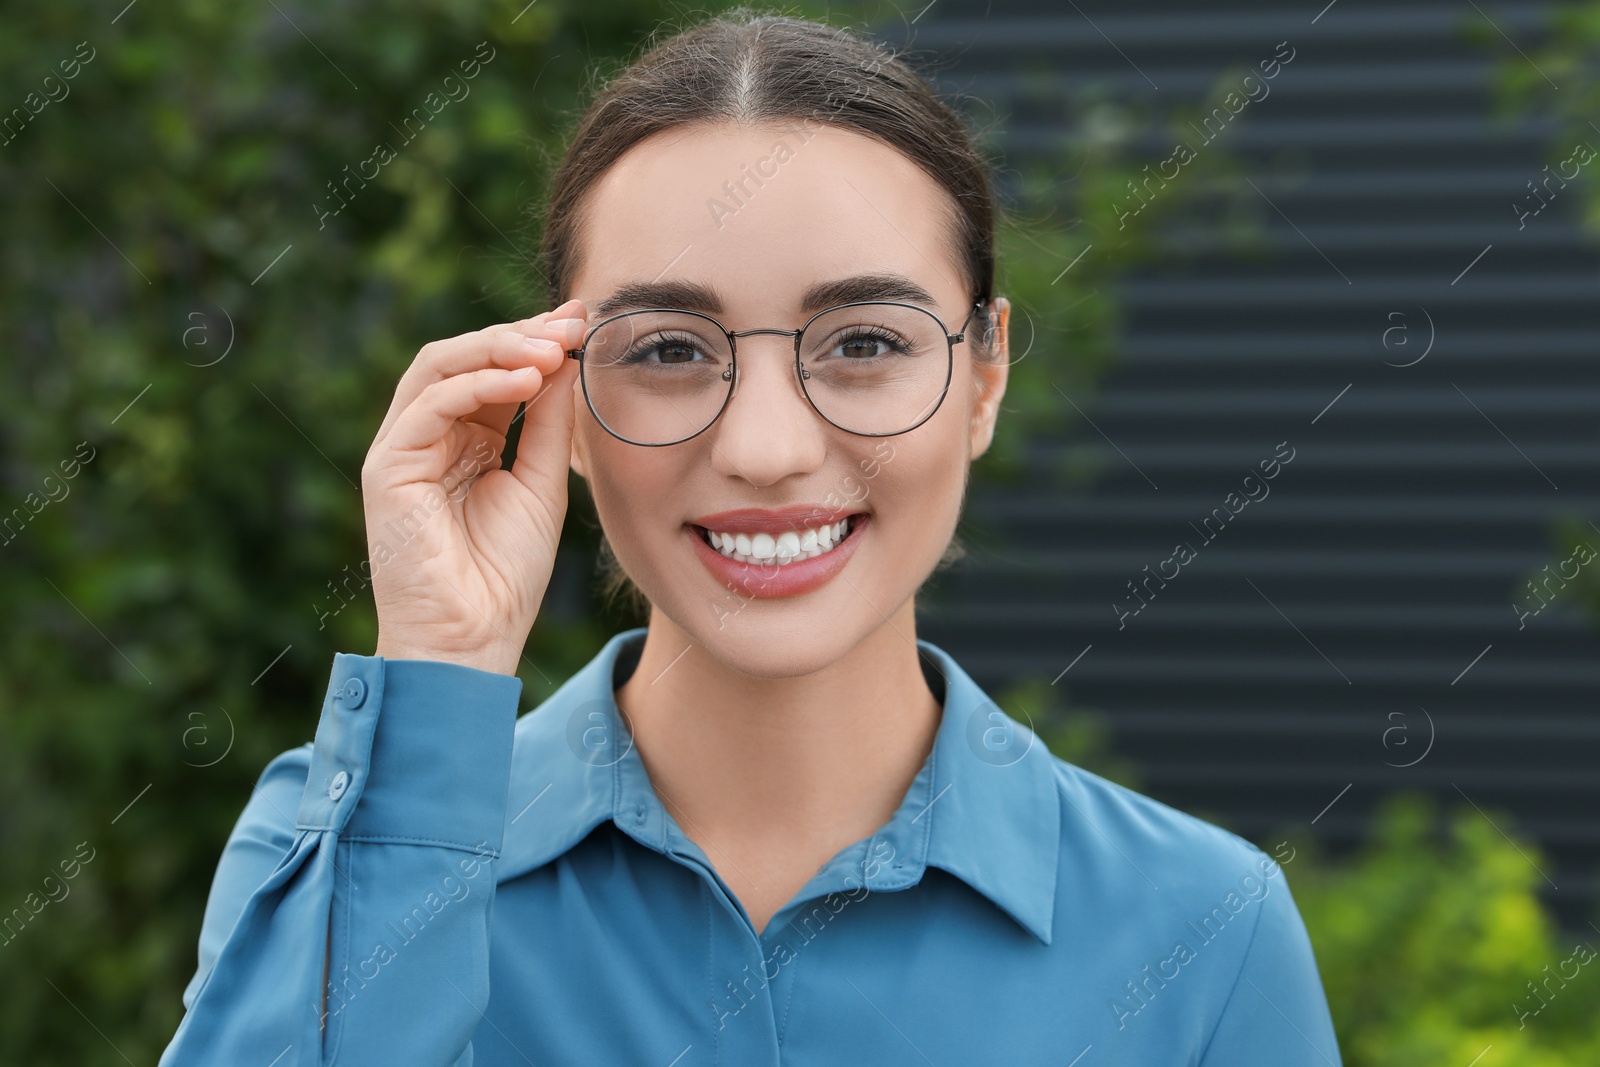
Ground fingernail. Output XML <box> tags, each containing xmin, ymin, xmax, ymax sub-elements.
<box><xmin>525</xmin><ymin>336</ymin><xmax>562</xmax><ymax>352</ymax></box>
<box><xmin>546</xmin><ymin>318</ymin><xmax>585</xmax><ymax>331</ymax></box>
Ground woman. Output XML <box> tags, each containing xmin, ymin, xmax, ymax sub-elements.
<box><xmin>161</xmin><ymin>11</ymin><xmax>1342</xmax><ymax>1066</ymax></box>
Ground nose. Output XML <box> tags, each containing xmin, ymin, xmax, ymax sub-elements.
<box><xmin>707</xmin><ymin>336</ymin><xmax>827</xmax><ymax>486</ymax></box>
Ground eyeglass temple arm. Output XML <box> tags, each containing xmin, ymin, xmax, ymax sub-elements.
<box><xmin>952</xmin><ymin>300</ymin><xmax>988</xmax><ymax>342</ymax></box>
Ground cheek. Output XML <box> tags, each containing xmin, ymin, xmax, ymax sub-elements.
<box><xmin>586</xmin><ymin>438</ymin><xmax>642</xmax><ymax>513</ymax></box>
<box><xmin>584</xmin><ymin>435</ymin><xmax>682</xmax><ymax>555</ymax></box>
<box><xmin>865</xmin><ymin>382</ymin><xmax>973</xmax><ymax>522</ymax></box>
<box><xmin>871</xmin><ymin>447</ymin><xmax>965</xmax><ymax>543</ymax></box>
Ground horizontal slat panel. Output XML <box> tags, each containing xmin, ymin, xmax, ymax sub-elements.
<box><xmin>888</xmin><ymin>0</ymin><xmax>1600</xmax><ymax>933</ymax></box>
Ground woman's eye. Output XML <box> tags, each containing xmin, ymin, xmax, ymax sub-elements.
<box><xmin>629</xmin><ymin>338</ymin><xmax>703</xmax><ymax>364</ymax></box>
<box><xmin>839</xmin><ymin>337</ymin><xmax>883</xmax><ymax>359</ymax></box>
<box><xmin>653</xmin><ymin>341</ymin><xmax>698</xmax><ymax>364</ymax></box>
<box><xmin>834</xmin><ymin>333</ymin><xmax>902</xmax><ymax>359</ymax></box>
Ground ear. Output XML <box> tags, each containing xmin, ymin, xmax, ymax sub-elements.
<box><xmin>968</xmin><ymin>296</ymin><xmax>1010</xmax><ymax>460</ymax></box>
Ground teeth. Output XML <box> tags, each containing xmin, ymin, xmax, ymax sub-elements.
<box><xmin>704</xmin><ymin>517</ymin><xmax>854</xmax><ymax>565</ymax></box>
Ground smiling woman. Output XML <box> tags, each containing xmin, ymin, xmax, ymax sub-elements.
<box><xmin>158</xmin><ymin>10</ymin><xmax>1343</xmax><ymax>1067</ymax></box>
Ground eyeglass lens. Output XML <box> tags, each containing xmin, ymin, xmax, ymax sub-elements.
<box><xmin>578</xmin><ymin>302</ymin><xmax>951</xmax><ymax>445</ymax></box>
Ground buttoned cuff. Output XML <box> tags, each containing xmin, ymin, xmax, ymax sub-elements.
<box><xmin>295</xmin><ymin>653</ymin><xmax>522</xmax><ymax>854</ymax></box>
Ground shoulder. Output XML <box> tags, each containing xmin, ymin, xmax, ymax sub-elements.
<box><xmin>1042</xmin><ymin>759</ymin><xmax>1335</xmax><ymax>1060</ymax></box>
<box><xmin>1045</xmin><ymin>754</ymin><xmax>1288</xmax><ymax>906</ymax></box>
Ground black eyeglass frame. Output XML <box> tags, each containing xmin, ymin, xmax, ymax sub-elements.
<box><xmin>564</xmin><ymin>299</ymin><xmax>987</xmax><ymax>447</ymax></box>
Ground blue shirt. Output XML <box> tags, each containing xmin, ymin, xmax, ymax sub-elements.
<box><xmin>160</xmin><ymin>627</ymin><xmax>1343</xmax><ymax>1066</ymax></box>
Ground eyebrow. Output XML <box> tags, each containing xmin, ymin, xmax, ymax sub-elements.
<box><xmin>591</xmin><ymin>272</ymin><xmax>940</xmax><ymax>320</ymax></box>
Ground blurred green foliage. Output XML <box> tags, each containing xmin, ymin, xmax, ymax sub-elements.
<box><xmin>0</xmin><ymin>1</ymin><xmax>1183</xmax><ymax>1061</ymax></box>
<box><xmin>1482</xmin><ymin>0</ymin><xmax>1600</xmax><ymax>235</ymax></box>
<box><xmin>1485</xmin><ymin>2</ymin><xmax>1600</xmax><ymax>633</ymax></box>
<box><xmin>1509</xmin><ymin>515</ymin><xmax>1600</xmax><ymax>636</ymax></box>
<box><xmin>1292</xmin><ymin>794</ymin><xmax>1600</xmax><ymax>1067</ymax></box>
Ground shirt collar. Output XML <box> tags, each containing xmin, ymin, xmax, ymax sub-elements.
<box><xmin>499</xmin><ymin>627</ymin><xmax>1060</xmax><ymax>945</ymax></box>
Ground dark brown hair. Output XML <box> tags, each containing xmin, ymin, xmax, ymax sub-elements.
<box><xmin>535</xmin><ymin>8</ymin><xmax>1003</xmax><ymax>617</ymax></box>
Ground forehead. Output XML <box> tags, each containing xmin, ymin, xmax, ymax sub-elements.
<box><xmin>571</xmin><ymin>121</ymin><xmax>968</xmax><ymax>322</ymax></box>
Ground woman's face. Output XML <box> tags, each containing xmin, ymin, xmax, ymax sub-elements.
<box><xmin>566</xmin><ymin>120</ymin><xmax>1009</xmax><ymax>678</ymax></box>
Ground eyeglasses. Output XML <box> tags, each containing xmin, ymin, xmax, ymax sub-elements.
<box><xmin>565</xmin><ymin>300</ymin><xmax>985</xmax><ymax>447</ymax></box>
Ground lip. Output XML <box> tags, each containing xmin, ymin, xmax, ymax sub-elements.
<box><xmin>688</xmin><ymin>504</ymin><xmax>857</xmax><ymax>534</ymax></box>
<box><xmin>687</xmin><ymin>511</ymin><xmax>870</xmax><ymax>600</ymax></box>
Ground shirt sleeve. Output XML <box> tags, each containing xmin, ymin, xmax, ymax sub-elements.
<box><xmin>159</xmin><ymin>652</ymin><xmax>522</xmax><ymax>1067</ymax></box>
<box><xmin>1195</xmin><ymin>863</ymin><xmax>1344</xmax><ymax>1067</ymax></box>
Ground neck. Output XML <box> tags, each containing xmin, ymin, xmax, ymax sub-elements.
<box><xmin>614</xmin><ymin>603</ymin><xmax>942</xmax><ymax>874</ymax></box>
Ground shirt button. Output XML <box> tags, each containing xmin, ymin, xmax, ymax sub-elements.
<box><xmin>341</xmin><ymin>678</ymin><xmax>367</xmax><ymax>708</ymax></box>
<box><xmin>328</xmin><ymin>770</ymin><xmax>350</xmax><ymax>800</ymax></box>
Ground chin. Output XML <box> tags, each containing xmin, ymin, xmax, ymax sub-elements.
<box><xmin>686</xmin><ymin>614</ymin><xmax>873</xmax><ymax>680</ymax></box>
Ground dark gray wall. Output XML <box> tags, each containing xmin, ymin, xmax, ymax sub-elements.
<box><xmin>892</xmin><ymin>0</ymin><xmax>1600</xmax><ymax>932</ymax></box>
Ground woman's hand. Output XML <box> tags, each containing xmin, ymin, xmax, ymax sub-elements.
<box><xmin>363</xmin><ymin>299</ymin><xmax>588</xmax><ymax>676</ymax></box>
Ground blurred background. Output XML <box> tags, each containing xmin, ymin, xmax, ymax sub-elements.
<box><xmin>1</xmin><ymin>0</ymin><xmax>1597</xmax><ymax>1063</ymax></box>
